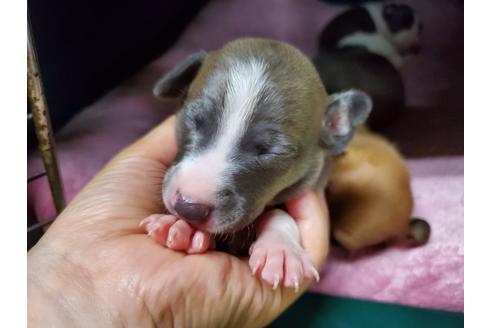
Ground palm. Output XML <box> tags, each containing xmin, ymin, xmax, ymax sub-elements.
<box><xmin>30</xmin><ymin>117</ymin><xmax>326</xmax><ymax>327</ymax></box>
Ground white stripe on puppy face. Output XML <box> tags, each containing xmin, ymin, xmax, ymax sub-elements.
<box><xmin>167</xmin><ymin>59</ymin><xmax>269</xmax><ymax>206</ymax></box>
<box><xmin>220</xmin><ymin>59</ymin><xmax>268</xmax><ymax>144</ymax></box>
<box><xmin>212</xmin><ymin>59</ymin><xmax>269</xmax><ymax>170</ymax></box>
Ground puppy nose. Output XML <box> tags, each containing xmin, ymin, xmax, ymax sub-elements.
<box><xmin>173</xmin><ymin>193</ymin><xmax>212</xmax><ymax>222</ymax></box>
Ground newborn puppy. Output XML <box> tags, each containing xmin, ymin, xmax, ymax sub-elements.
<box><xmin>140</xmin><ymin>38</ymin><xmax>371</xmax><ymax>290</ymax></box>
<box><xmin>314</xmin><ymin>1</ymin><xmax>422</xmax><ymax>129</ymax></box>
<box><xmin>318</xmin><ymin>1</ymin><xmax>422</xmax><ymax>68</ymax></box>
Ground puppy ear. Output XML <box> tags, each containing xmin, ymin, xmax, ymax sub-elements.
<box><xmin>153</xmin><ymin>50</ymin><xmax>207</xmax><ymax>99</ymax></box>
<box><xmin>320</xmin><ymin>89</ymin><xmax>372</xmax><ymax>155</ymax></box>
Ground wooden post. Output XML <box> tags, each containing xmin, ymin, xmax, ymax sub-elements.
<box><xmin>27</xmin><ymin>16</ymin><xmax>65</xmax><ymax>214</ymax></box>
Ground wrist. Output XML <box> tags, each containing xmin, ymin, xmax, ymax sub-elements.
<box><xmin>28</xmin><ymin>275</ymin><xmax>77</xmax><ymax>327</ymax></box>
<box><xmin>27</xmin><ymin>242</ymin><xmax>113</xmax><ymax>327</ymax></box>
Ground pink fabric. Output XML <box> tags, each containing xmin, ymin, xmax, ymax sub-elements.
<box><xmin>28</xmin><ymin>0</ymin><xmax>463</xmax><ymax>312</ymax></box>
<box><xmin>311</xmin><ymin>157</ymin><xmax>464</xmax><ymax>312</ymax></box>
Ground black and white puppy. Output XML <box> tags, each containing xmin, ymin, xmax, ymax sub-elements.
<box><xmin>141</xmin><ymin>38</ymin><xmax>371</xmax><ymax>290</ymax></box>
<box><xmin>319</xmin><ymin>1</ymin><xmax>422</xmax><ymax>66</ymax></box>
<box><xmin>314</xmin><ymin>1</ymin><xmax>421</xmax><ymax>129</ymax></box>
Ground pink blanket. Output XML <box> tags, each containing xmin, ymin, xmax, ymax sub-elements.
<box><xmin>312</xmin><ymin>157</ymin><xmax>464</xmax><ymax>311</ymax></box>
<box><xmin>28</xmin><ymin>0</ymin><xmax>463</xmax><ymax>312</ymax></box>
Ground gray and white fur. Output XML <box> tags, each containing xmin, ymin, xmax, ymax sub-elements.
<box><xmin>153</xmin><ymin>38</ymin><xmax>371</xmax><ymax>240</ymax></box>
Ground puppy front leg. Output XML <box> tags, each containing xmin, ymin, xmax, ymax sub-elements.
<box><xmin>249</xmin><ymin>209</ymin><xmax>319</xmax><ymax>291</ymax></box>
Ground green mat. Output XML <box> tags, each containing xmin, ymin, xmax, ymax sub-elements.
<box><xmin>270</xmin><ymin>293</ymin><xmax>463</xmax><ymax>328</ymax></box>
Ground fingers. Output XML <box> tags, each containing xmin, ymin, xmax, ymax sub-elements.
<box><xmin>166</xmin><ymin>220</ymin><xmax>194</xmax><ymax>250</ymax></box>
<box><xmin>119</xmin><ymin>115</ymin><xmax>178</xmax><ymax>166</ymax></box>
<box><xmin>189</xmin><ymin>231</ymin><xmax>211</xmax><ymax>254</ymax></box>
<box><xmin>140</xmin><ymin>215</ymin><xmax>211</xmax><ymax>253</ymax></box>
<box><xmin>285</xmin><ymin>190</ymin><xmax>330</xmax><ymax>269</ymax></box>
<box><xmin>140</xmin><ymin>214</ymin><xmax>177</xmax><ymax>245</ymax></box>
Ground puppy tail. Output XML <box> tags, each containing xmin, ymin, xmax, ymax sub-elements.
<box><xmin>405</xmin><ymin>218</ymin><xmax>431</xmax><ymax>246</ymax></box>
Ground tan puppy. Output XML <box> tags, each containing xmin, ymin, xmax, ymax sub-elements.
<box><xmin>328</xmin><ymin>127</ymin><xmax>430</xmax><ymax>252</ymax></box>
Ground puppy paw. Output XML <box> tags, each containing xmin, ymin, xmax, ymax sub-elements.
<box><xmin>248</xmin><ymin>237</ymin><xmax>319</xmax><ymax>292</ymax></box>
<box><xmin>140</xmin><ymin>214</ymin><xmax>210</xmax><ymax>253</ymax></box>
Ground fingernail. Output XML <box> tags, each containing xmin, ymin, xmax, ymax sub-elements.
<box><xmin>311</xmin><ymin>267</ymin><xmax>320</xmax><ymax>283</ymax></box>
<box><xmin>167</xmin><ymin>228</ymin><xmax>176</xmax><ymax>247</ymax></box>
<box><xmin>147</xmin><ymin>221</ymin><xmax>161</xmax><ymax>233</ymax></box>
<box><xmin>294</xmin><ymin>277</ymin><xmax>300</xmax><ymax>293</ymax></box>
<box><xmin>140</xmin><ymin>215</ymin><xmax>160</xmax><ymax>228</ymax></box>
<box><xmin>192</xmin><ymin>233</ymin><xmax>203</xmax><ymax>251</ymax></box>
<box><xmin>248</xmin><ymin>244</ymin><xmax>255</xmax><ymax>256</ymax></box>
<box><xmin>251</xmin><ymin>261</ymin><xmax>260</xmax><ymax>276</ymax></box>
<box><xmin>272</xmin><ymin>274</ymin><xmax>280</xmax><ymax>290</ymax></box>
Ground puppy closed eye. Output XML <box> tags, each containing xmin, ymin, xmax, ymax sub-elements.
<box><xmin>185</xmin><ymin>111</ymin><xmax>207</xmax><ymax>130</ymax></box>
<box><xmin>254</xmin><ymin>142</ymin><xmax>298</xmax><ymax>160</ymax></box>
<box><xmin>254</xmin><ymin>143</ymin><xmax>271</xmax><ymax>157</ymax></box>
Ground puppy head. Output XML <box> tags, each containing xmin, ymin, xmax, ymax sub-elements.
<box><xmin>318</xmin><ymin>2</ymin><xmax>422</xmax><ymax>67</ymax></box>
<box><xmin>372</xmin><ymin>2</ymin><xmax>422</xmax><ymax>55</ymax></box>
<box><xmin>154</xmin><ymin>39</ymin><xmax>371</xmax><ymax>234</ymax></box>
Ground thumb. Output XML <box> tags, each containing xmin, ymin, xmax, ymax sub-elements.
<box><xmin>118</xmin><ymin>115</ymin><xmax>178</xmax><ymax>166</ymax></box>
<box><xmin>285</xmin><ymin>190</ymin><xmax>330</xmax><ymax>268</ymax></box>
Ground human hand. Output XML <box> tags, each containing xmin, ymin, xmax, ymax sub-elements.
<box><xmin>27</xmin><ymin>116</ymin><xmax>329</xmax><ymax>327</ymax></box>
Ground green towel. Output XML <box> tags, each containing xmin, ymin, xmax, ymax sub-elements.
<box><xmin>270</xmin><ymin>293</ymin><xmax>463</xmax><ymax>328</ymax></box>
